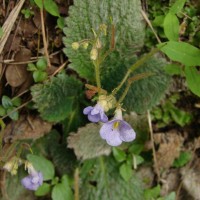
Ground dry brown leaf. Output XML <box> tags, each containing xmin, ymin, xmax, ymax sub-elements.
<box><xmin>19</xmin><ymin>20</ymin><xmax>38</xmax><ymax>38</ymax></box>
<box><xmin>5</xmin><ymin>48</ymin><xmax>31</xmax><ymax>87</ymax></box>
<box><xmin>155</xmin><ymin>131</ymin><xmax>183</xmax><ymax>170</ymax></box>
<box><xmin>181</xmin><ymin>167</ymin><xmax>200</xmax><ymax>200</ymax></box>
<box><xmin>3</xmin><ymin>115</ymin><xmax>52</xmax><ymax>142</ymax></box>
<box><xmin>0</xmin><ymin>0</ymin><xmax>25</xmax><ymax>54</ymax></box>
<box><xmin>160</xmin><ymin>169</ymin><xmax>180</xmax><ymax>196</ymax></box>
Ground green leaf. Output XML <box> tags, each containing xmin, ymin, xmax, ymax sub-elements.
<box><xmin>63</xmin><ymin>0</ymin><xmax>145</xmax><ymax>81</ymax></box>
<box><xmin>44</xmin><ymin>0</ymin><xmax>60</xmax><ymax>17</ymax></box>
<box><xmin>164</xmin><ymin>192</ymin><xmax>176</xmax><ymax>200</ymax></box>
<box><xmin>160</xmin><ymin>41</ymin><xmax>200</xmax><ymax>66</ymax></box>
<box><xmin>112</xmin><ymin>147</ymin><xmax>126</xmax><ymax>162</ymax></box>
<box><xmin>27</xmin><ymin>154</ymin><xmax>55</xmax><ymax>180</ymax></box>
<box><xmin>120</xmin><ymin>55</ymin><xmax>170</xmax><ymax>113</ymax></box>
<box><xmin>67</xmin><ymin>123</ymin><xmax>111</xmax><ymax>160</ymax></box>
<box><xmin>31</xmin><ymin>130</ymin><xmax>77</xmax><ymax>175</ymax></box>
<box><xmin>169</xmin><ymin>106</ymin><xmax>192</xmax><ymax>127</ymax></box>
<box><xmin>80</xmin><ymin>158</ymin><xmax>144</xmax><ymax>200</ymax></box>
<box><xmin>2</xmin><ymin>96</ymin><xmax>13</xmax><ymax>109</ymax></box>
<box><xmin>27</xmin><ymin>63</ymin><xmax>37</xmax><ymax>71</ymax></box>
<box><xmin>31</xmin><ymin>74</ymin><xmax>83</xmax><ymax>122</ymax></box>
<box><xmin>57</xmin><ymin>17</ymin><xmax>65</xmax><ymax>29</ymax></box>
<box><xmin>169</xmin><ymin>0</ymin><xmax>187</xmax><ymax>14</ymax></box>
<box><xmin>11</xmin><ymin>97</ymin><xmax>21</xmax><ymax>107</ymax></box>
<box><xmin>144</xmin><ymin>185</ymin><xmax>161</xmax><ymax>200</ymax></box>
<box><xmin>134</xmin><ymin>155</ymin><xmax>144</xmax><ymax>166</ymax></box>
<box><xmin>7</xmin><ymin>108</ymin><xmax>19</xmax><ymax>121</ymax></box>
<box><xmin>119</xmin><ymin>162</ymin><xmax>132</xmax><ymax>182</ymax></box>
<box><xmin>0</xmin><ymin>106</ymin><xmax>6</xmax><ymax>116</ymax></box>
<box><xmin>129</xmin><ymin>144</ymin><xmax>144</xmax><ymax>155</ymax></box>
<box><xmin>164</xmin><ymin>64</ymin><xmax>182</xmax><ymax>75</ymax></box>
<box><xmin>185</xmin><ymin>66</ymin><xmax>200</xmax><ymax>97</ymax></box>
<box><xmin>35</xmin><ymin>183</ymin><xmax>51</xmax><ymax>196</ymax></box>
<box><xmin>33</xmin><ymin>71</ymin><xmax>48</xmax><ymax>82</ymax></box>
<box><xmin>153</xmin><ymin>15</ymin><xmax>165</xmax><ymax>27</ymax></box>
<box><xmin>164</xmin><ymin>13</ymin><xmax>179</xmax><ymax>41</ymax></box>
<box><xmin>173</xmin><ymin>151</ymin><xmax>192</xmax><ymax>167</ymax></box>
<box><xmin>36</xmin><ymin>58</ymin><xmax>47</xmax><ymax>70</ymax></box>
<box><xmin>3</xmin><ymin>168</ymin><xmax>35</xmax><ymax>200</ymax></box>
<box><xmin>52</xmin><ymin>175</ymin><xmax>73</xmax><ymax>200</ymax></box>
<box><xmin>34</xmin><ymin>0</ymin><xmax>43</xmax><ymax>8</ymax></box>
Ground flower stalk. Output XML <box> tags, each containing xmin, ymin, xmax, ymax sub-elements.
<box><xmin>112</xmin><ymin>47</ymin><xmax>162</xmax><ymax>96</ymax></box>
<box><xmin>116</xmin><ymin>72</ymin><xmax>154</xmax><ymax>106</ymax></box>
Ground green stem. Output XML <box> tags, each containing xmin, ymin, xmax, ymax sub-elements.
<box><xmin>112</xmin><ymin>47</ymin><xmax>162</xmax><ymax>96</ymax></box>
<box><xmin>117</xmin><ymin>82</ymin><xmax>131</xmax><ymax>106</ymax></box>
<box><xmin>116</xmin><ymin>72</ymin><xmax>154</xmax><ymax>106</ymax></box>
<box><xmin>94</xmin><ymin>60</ymin><xmax>101</xmax><ymax>95</ymax></box>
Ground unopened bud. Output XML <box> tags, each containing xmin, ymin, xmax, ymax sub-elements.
<box><xmin>98</xmin><ymin>95</ymin><xmax>117</xmax><ymax>112</ymax></box>
<box><xmin>3</xmin><ymin>157</ymin><xmax>22</xmax><ymax>175</ymax></box>
<box><xmin>82</xmin><ymin>41</ymin><xmax>89</xmax><ymax>49</ymax></box>
<box><xmin>90</xmin><ymin>48</ymin><xmax>98</xmax><ymax>60</ymax></box>
<box><xmin>72</xmin><ymin>42</ymin><xmax>79</xmax><ymax>50</ymax></box>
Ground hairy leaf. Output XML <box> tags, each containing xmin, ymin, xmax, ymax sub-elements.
<box><xmin>1</xmin><ymin>168</ymin><xmax>35</xmax><ymax>200</ymax></box>
<box><xmin>102</xmin><ymin>53</ymin><xmax>170</xmax><ymax>113</ymax></box>
<box><xmin>63</xmin><ymin>0</ymin><xmax>145</xmax><ymax>81</ymax></box>
<box><xmin>67</xmin><ymin>123</ymin><xmax>111</xmax><ymax>160</ymax></box>
<box><xmin>31</xmin><ymin>130</ymin><xmax>77</xmax><ymax>175</ymax></box>
<box><xmin>80</xmin><ymin>157</ymin><xmax>144</xmax><ymax>200</ymax></box>
<box><xmin>31</xmin><ymin>74</ymin><xmax>83</xmax><ymax>122</ymax></box>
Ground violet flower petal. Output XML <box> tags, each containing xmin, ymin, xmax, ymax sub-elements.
<box><xmin>83</xmin><ymin>104</ymin><xmax>108</xmax><ymax>123</ymax></box>
<box><xmin>83</xmin><ymin>106</ymin><xmax>93</xmax><ymax>115</ymax></box>
<box><xmin>88</xmin><ymin>113</ymin><xmax>101</xmax><ymax>122</ymax></box>
<box><xmin>21</xmin><ymin>172</ymin><xmax>43</xmax><ymax>191</ymax></box>
<box><xmin>119</xmin><ymin>121</ymin><xmax>136</xmax><ymax>142</ymax></box>
<box><xmin>100</xmin><ymin>120</ymin><xmax>122</xmax><ymax>146</ymax></box>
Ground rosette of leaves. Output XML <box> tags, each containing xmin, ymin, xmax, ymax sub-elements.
<box><xmin>31</xmin><ymin>73</ymin><xmax>83</xmax><ymax>122</ymax></box>
<box><xmin>63</xmin><ymin>0</ymin><xmax>170</xmax><ymax>113</ymax></box>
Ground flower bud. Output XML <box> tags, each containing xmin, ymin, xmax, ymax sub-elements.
<box><xmin>98</xmin><ymin>95</ymin><xmax>116</xmax><ymax>112</ymax></box>
<box><xmin>3</xmin><ymin>157</ymin><xmax>22</xmax><ymax>175</ymax></box>
<box><xmin>82</xmin><ymin>41</ymin><xmax>89</xmax><ymax>49</ymax></box>
<box><xmin>96</xmin><ymin>38</ymin><xmax>102</xmax><ymax>49</ymax></box>
<box><xmin>90</xmin><ymin>48</ymin><xmax>98</xmax><ymax>60</ymax></box>
<box><xmin>71</xmin><ymin>42</ymin><xmax>79</xmax><ymax>50</ymax></box>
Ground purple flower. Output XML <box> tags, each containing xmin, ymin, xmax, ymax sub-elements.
<box><xmin>99</xmin><ymin>108</ymin><xmax>136</xmax><ymax>146</ymax></box>
<box><xmin>83</xmin><ymin>103</ymin><xmax>108</xmax><ymax>123</ymax></box>
<box><xmin>21</xmin><ymin>171</ymin><xmax>43</xmax><ymax>191</ymax></box>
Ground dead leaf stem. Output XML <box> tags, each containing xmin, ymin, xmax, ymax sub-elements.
<box><xmin>40</xmin><ymin>8</ymin><xmax>51</xmax><ymax>68</ymax></box>
<box><xmin>147</xmin><ymin>110</ymin><xmax>161</xmax><ymax>182</ymax></box>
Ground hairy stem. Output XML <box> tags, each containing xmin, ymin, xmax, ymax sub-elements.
<box><xmin>116</xmin><ymin>72</ymin><xmax>154</xmax><ymax>106</ymax></box>
<box><xmin>112</xmin><ymin>47</ymin><xmax>162</xmax><ymax>96</ymax></box>
<box><xmin>94</xmin><ymin>61</ymin><xmax>101</xmax><ymax>95</ymax></box>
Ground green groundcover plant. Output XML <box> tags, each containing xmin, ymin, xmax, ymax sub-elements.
<box><xmin>1</xmin><ymin>0</ymin><xmax>200</xmax><ymax>200</ymax></box>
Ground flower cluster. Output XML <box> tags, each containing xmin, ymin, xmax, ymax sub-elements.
<box><xmin>83</xmin><ymin>96</ymin><xmax>136</xmax><ymax>146</ymax></box>
<box><xmin>72</xmin><ymin>23</ymin><xmax>137</xmax><ymax>147</ymax></box>
<box><xmin>21</xmin><ymin>162</ymin><xmax>43</xmax><ymax>191</ymax></box>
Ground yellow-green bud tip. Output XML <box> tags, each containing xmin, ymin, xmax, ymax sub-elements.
<box><xmin>90</xmin><ymin>48</ymin><xmax>98</xmax><ymax>60</ymax></box>
<box><xmin>72</xmin><ymin>42</ymin><xmax>80</xmax><ymax>50</ymax></box>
